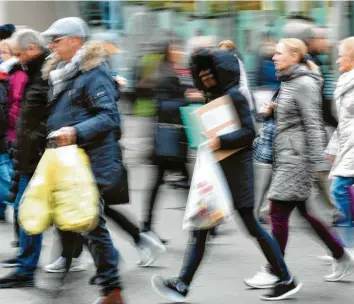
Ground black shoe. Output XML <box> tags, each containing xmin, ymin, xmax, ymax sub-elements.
<box><xmin>0</xmin><ymin>216</ymin><xmax>5</xmax><ymax>223</ymax></box>
<box><xmin>0</xmin><ymin>258</ymin><xmax>20</xmax><ymax>268</ymax></box>
<box><xmin>151</xmin><ymin>275</ymin><xmax>189</xmax><ymax>302</ymax></box>
<box><xmin>0</xmin><ymin>273</ymin><xmax>34</xmax><ymax>288</ymax></box>
<box><xmin>260</xmin><ymin>278</ymin><xmax>302</xmax><ymax>301</ymax></box>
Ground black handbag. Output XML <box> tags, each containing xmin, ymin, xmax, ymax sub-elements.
<box><xmin>154</xmin><ymin>123</ymin><xmax>188</xmax><ymax>161</ymax></box>
<box><xmin>102</xmin><ymin>161</ymin><xmax>130</xmax><ymax>205</ymax></box>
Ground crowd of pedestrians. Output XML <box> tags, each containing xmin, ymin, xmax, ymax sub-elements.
<box><xmin>0</xmin><ymin>17</ymin><xmax>354</xmax><ymax>304</ymax></box>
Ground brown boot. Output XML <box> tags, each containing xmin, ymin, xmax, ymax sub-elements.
<box><xmin>99</xmin><ymin>288</ymin><xmax>124</xmax><ymax>304</ymax></box>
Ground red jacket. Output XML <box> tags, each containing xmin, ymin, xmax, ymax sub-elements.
<box><xmin>7</xmin><ymin>70</ymin><xmax>28</xmax><ymax>143</ymax></box>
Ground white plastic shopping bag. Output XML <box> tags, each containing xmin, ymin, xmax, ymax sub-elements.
<box><xmin>183</xmin><ymin>144</ymin><xmax>234</xmax><ymax>230</ymax></box>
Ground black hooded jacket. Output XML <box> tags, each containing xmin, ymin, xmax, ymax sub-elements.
<box><xmin>190</xmin><ymin>49</ymin><xmax>255</xmax><ymax>150</ymax></box>
<box><xmin>189</xmin><ymin>49</ymin><xmax>255</xmax><ymax>209</ymax></box>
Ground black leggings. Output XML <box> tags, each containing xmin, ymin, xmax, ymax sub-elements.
<box><xmin>104</xmin><ymin>205</ymin><xmax>140</xmax><ymax>244</ymax></box>
<box><xmin>144</xmin><ymin>163</ymin><xmax>189</xmax><ymax>230</ymax></box>
<box><xmin>60</xmin><ymin>206</ymin><xmax>141</xmax><ymax>258</ymax></box>
<box><xmin>179</xmin><ymin>207</ymin><xmax>290</xmax><ymax>285</ymax></box>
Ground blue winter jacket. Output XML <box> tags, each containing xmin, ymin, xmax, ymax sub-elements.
<box><xmin>43</xmin><ymin>43</ymin><xmax>122</xmax><ymax>193</ymax></box>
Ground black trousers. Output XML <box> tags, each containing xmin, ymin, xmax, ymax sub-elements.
<box><xmin>144</xmin><ymin>162</ymin><xmax>189</xmax><ymax>230</ymax></box>
<box><xmin>179</xmin><ymin>207</ymin><xmax>291</xmax><ymax>285</ymax></box>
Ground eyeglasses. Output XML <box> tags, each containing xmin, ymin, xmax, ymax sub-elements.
<box><xmin>50</xmin><ymin>36</ymin><xmax>69</xmax><ymax>44</ymax></box>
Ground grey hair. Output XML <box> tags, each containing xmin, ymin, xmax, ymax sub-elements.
<box><xmin>11</xmin><ymin>29</ymin><xmax>46</xmax><ymax>50</ymax></box>
<box><xmin>340</xmin><ymin>37</ymin><xmax>354</xmax><ymax>58</ymax></box>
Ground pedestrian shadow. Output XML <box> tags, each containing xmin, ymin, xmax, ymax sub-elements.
<box><xmin>140</xmin><ymin>265</ymin><xmax>168</xmax><ymax>270</ymax></box>
<box><xmin>165</xmin><ymin>206</ymin><xmax>186</xmax><ymax>211</ymax></box>
<box><xmin>328</xmin><ymin>279</ymin><xmax>354</xmax><ymax>284</ymax></box>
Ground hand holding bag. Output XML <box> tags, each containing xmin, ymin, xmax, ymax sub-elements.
<box><xmin>183</xmin><ymin>144</ymin><xmax>233</xmax><ymax>230</ymax></box>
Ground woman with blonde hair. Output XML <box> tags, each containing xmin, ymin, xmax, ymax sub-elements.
<box><xmin>219</xmin><ymin>39</ymin><xmax>236</xmax><ymax>51</ymax></box>
<box><xmin>245</xmin><ymin>38</ymin><xmax>353</xmax><ymax>289</ymax></box>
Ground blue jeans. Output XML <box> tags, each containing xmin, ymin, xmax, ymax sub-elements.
<box><xmin>331</xmin><ymin>176</ymin><xmax>354</xmax><ymax>226</ymax></box>
<box><xmin>15</xmin><ymin>174</ymin><xmax>43</xmax><ymax>279</ymax></box>
<box><xmin>331</xmin><ymin>176</ymin><xmax>354</xmax><ymax>248</ymax></box>
<box><xmin>0</xmin><ymin>153</ymin><xmax>13</xmax><ymax>218</ymax></box>
<box><xmin>57</xmin><ymin>199</ymin><xmax>120</xmax><ymax>292</ymax></box>
<box><xmin>15</xmin><ymin>176</ymin><xmax>120</xmax><ymax>291</ymax></box>
<box><xmin>84</xmin><ymin>200</ymin><xmax>121</xmax><ymax>293</ymax></box>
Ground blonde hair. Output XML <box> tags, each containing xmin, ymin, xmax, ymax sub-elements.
<box><xmin>339</xmin><ymin>37</ymin><xmax>354</xmax><ymax>58</ymax></box>
<box><xmin>280</xmin><ymin>38</ymin><xmax>318</xmax><ymax>72</ymax></box>
<box><xmin>219</xmin><ymin>40</ymin><xmax>236</xmax><ymax>51</ymax></box>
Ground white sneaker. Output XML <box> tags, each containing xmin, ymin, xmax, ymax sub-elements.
<box><xmin>136</xmin><ymin>232</ymin><xmax>166</xmax><ymax>267</ymax></box>
<box><xmin>347</xmin><ymin>248</ymin><xmax>354</xmax><ymax>258</ymax></box>
<box><xmin>136</xmin><ymin>244</ymin><xmax>151</xmax><ymax>267</ymax></box>
<box><xmin>44</xmin><ymin>256</ymin><xmax>87</xmax><ymax>273</ymax></box>
<box><xmin>244</xmin><ymin>266</ymin><xmax>278</xmax><ymax>289</ymax></box>
<box><xmin>318</xmin><ymin>255</ymin><xmax>334</xmax><ymax>265</ymax></box>
<box><xmin>324</xmin><ymin>252</ymin><xmax>354</xmax><ymax>282</ymax></box>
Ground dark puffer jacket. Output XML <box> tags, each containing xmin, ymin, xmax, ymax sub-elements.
<box><xmin>7</xmin><ymin>52</ymin><xmax>49</xmax><ymax>203</ymax></box>
<box><xmin>190</xmin><ymin>50</ymin><xmax>256</xmax><ymax>209</ymax></box>
<box><xmin>42</xmin><ymin>42</ymin><xmax>123</xmax><ymax>196</ymax></box>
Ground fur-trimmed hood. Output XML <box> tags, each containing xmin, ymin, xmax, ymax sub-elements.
<box><xmin>42</xmin><ymin>41</ymin><xmax>108</xmax><ymax>80</ymax></box>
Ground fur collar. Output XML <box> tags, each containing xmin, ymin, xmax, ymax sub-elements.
<box><xmin>42</xmin><ymin>41</ymin><xmax>107</xmax><ymax>80</ymax></box>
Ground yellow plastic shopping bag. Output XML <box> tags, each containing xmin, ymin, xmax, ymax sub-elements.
<box><xmin>52</xmin><ymin>145</ymin><xmax>99</xmax><ymax>233</ymax></box>
<box><xmin>18</xmin><ymin>149</ymin><xmax>55</xmax><ymax>235</ymax></box>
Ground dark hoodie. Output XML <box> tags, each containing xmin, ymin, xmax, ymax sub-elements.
<box><xmin>190</xmin><ymin>49</ymin><xmax>256</xmax><ymax>209</ymax></box>
<box><xmin>190</xmin><ymin>49</ymin><xmax>255</xmax><ymax>151</ymax></box>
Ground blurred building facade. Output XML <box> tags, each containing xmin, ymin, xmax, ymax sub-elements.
<box><xmin>0</xmin><ymin>1</ymin><xmax>80</xmax><ymax>31</ymax></box>
<box><xmin>63</xmin><ymin>1</ymin><xmax>354</xmax><ymax>84</ymax></box>
<box><xmin>1</xmin><ymin>0</ymin><xmax>354</xmax><ymax>93</ymax></box>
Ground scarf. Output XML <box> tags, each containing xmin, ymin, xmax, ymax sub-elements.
<box><xmin>48</xmin><ymin>44</ymin><xmax>89</xmax><ymax>99</ymax></box>
<box><xmin>0</xmin><ymin>57</ymin><xmax>19</xmax><ymax>74</ymax></box>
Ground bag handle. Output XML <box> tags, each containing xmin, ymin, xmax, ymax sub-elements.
<box><xmin>197</xmin><ymin>143</ymin><xmax>216</xmax><ymax>168</ymax></box>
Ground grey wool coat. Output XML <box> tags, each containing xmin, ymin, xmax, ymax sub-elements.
<box><xmin>268</xmin><ymin>64</ymin><xmax>329</xmax><ymax>202</ymax></box>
